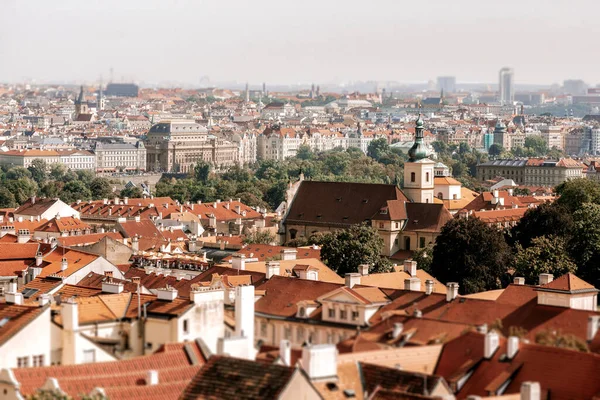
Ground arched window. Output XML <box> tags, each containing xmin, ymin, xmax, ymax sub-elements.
<box><xmin>410</xmin><ymin>172</ymin><xmax>416</xmax><ymax>182</ymax></box>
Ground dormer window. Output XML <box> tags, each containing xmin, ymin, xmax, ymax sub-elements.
<box><xmin>328</xmin><ymin>308</ymin><xmax>335</xmax><ymax>318</ymax></box>
<box><xmin>380</xmin><ymin>208</ymin><xmax>388</xmax><ymax>214</ymax></box>
<box><xmin>299</xmin><ymin>307</ymin><xmax>306</xmax><ymax>317</ymax></box>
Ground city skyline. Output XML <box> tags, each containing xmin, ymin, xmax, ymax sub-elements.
<box><xmin>1</xmin><ymin>0</ymin><xmax>599</xmax><ymax>86</ymax></box>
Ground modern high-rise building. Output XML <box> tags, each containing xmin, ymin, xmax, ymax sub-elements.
<box><xmin>498</xmin><ymin>67</ymin><xmax>514</xmax><ymax>105</ymax></box>
<box><xmin>563</xmin><ymin>79</ymin><xmax>587</xmax><ymax>96</ymax></box>
<box><xmin>437</xmin><ymin>76</ymin><xmax>456</xmax><ymax>93</ymax></box>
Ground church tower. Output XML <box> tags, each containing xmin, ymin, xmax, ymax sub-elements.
<box><xmin>403</xmin><ymin>115</ymin><xmax>435</xmax><ymax>203</ymax></box>
<box><xmin>75</xmin><ymin>86</ymin><xmax>89</xmax><ymax>116</ymax></box>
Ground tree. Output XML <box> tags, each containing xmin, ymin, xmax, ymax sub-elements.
<box><xmin>367</xmin><ymin>138</ymin><xmax>389</xmax><ymax>162</ymax></box>
<box><xmin>120</xmin><ymin>186</ymin><xmax>144</xmax><ymax>198</ymax></box>
<box><xmin>49</xmin><ymin>164</ymin><xmax>67</xmax><ymax>180</ymax></box>
<box><xmin>194</xmin><ymin>161</ymin><xmax>211</xmax><ymax>183</ymax></box>
<box><xmin>570</xmin><ymin>203</ymin><xmax>600</xmax><ymax>288</ymax></box>
<box><xmin>318</xmin><ymin>223</ymin><xmax>391</xmax><ymax>276</ymax></box>
<box><xmin>514</xmin><ymin>235</ymin><xmax>577</xmax><ymax>285</ymax></box>
<box><xmin>4</xmin><ymin>178</ymin><xmax>38</xmax><ymax>204</ymax></box>
<box><xmin>296</xmin><ymin>144</ymin><xmax>314</xmax><ymax>161</ymax></box>
<box><xmin>412</xmin><ymin>244</ymin><xmax>433</xmax><ymax>273</ymax></box>
<box><xmin>89</xmin><ymin>178</ymin><xmax>114</xmax><ymax>200</ymax></box>
<box><xmin>0</xmin><ymin>187</ymin><xmax>16</xmax><ymax>208</ymax></box>
<box><xmin>28</xmin><ymin>159</ymin><xmax>48</xmax><ymax>184</ymax></box>
<box><xmin>60</xmin><ymin>181</ymin><xmax>92</xmax><ymax>203</ymax></box>
<box><xmin>555</xmin><ymin>178</ymin><xmax>600</xmax><ymax>212</ymax></box>
<box><xmin>243</xmin><ymin>230</ymin><xmax>276</xmax><ymax>245</ymax></box>
<box><xmin>430</xmin><ymin>217</ymin><xmax>512</xmax><ymax>294</ymax></box>
<box><xmin>509</xmin><ymin>202</ymin><xmax>574</xmax><ymax>248</ymax></box>
<box><xmin>6</xmin><ymin>167</ymin><xmax>32</xmax><ymax>180</ymax></box>
<box><xmin>524</xmin><ymin>136</ymin><xmax>548</xmax><ymax>156</ymax></box>
<box><xmin>488</xmin><ymin>144</ymin><xmax>503</xmax><ymax>158</ymax></box>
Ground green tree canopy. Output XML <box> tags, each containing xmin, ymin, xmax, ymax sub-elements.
<box><xmin>60</xmin><ymin>181</ymin><xmax>92</xmax><ymax>203</ymax></box>
<box><xmin>367</xmin><ymin>138</ymin><xmax>390</xmax><ymax>162</ymax></box>
<box><xmin>508</xmin><ymin>202</ymin><xmax>574</xmax><ymax>248</ymax></box>
<box><xmin>318</xmin><ymin>223</ymin><xmax>391</xmax><ymax>277</ymax></box>
<box><xmin>514</xmin><ymin>235</ymin><xmax>577</xmax><ymax>285</ymax></box>
<box><xmin>0</xmin><ymin>187</ymin><xmax>16</xmax><ymax>208</ymax></box>
<box><xmin>524</xmin><ymin>136</ymin><xmax>548</xmax><ymax>156</ymax></box>
<box><xmin>570</xmin><ymin>203</ymin><xmax>600</xmax><ymax>287</ymax></box>
<box><xmin>430</xmin><ymin>217</ymin><xmax>512</xmax><ymax>294</ymax></box>
<box><xmin>194</xmin><ymin>161</ymin><xmax>211</xmax><ymax>183</ymax></box>
<box><xmin>555</xmin><ymin>178</ymin><xmax>600</xmax><ymax>212</ymax></box>
<box><xmin>488</xmin><ymin>144</ymin><xmax>503</xmax><ymax>158</ymax></box>
<box><xmin>296</xmin><ymin>144</ymin><xmax>315</xmax><ymax>161</ymax></box>
<box><xmin>120</xmin><ymin>186</ymin><xmax>144</xmax><ymax>198</ymax></box>
<box><xmin>89</xmin><ymin>178</ymin><xmax>114</xmax><ymax>200</ymax></box>
<box><xmin>27</xmin><ymin>159</ymin><xmax>48</xmax><ymax>184</ymax></box>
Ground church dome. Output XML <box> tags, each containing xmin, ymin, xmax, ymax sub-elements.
<box><xmin>408</xmin><ymin>115</ymin><xmax>428</xmax><ymax>161</ymax></box>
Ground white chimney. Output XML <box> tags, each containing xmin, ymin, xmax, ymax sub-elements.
<box><xmin>132</xmin><ymin>235</ymin><xmax>139</xmax><ymax>254</ymax></box>
<box><xmin>484</xmin><ymin>331</ymin><xmax>499</xmax><ymax>359</ymax></box>
<box><xmin>157</xmin><ymin>287</ymin><xmax>178</xmax><ymax>301</ymax></box>
<box><xmin>36</xmin><ymin>252</ymin><xmax>43</xmax><ymax>267</ymax></box>
<box><xmin>538</xmin><ymin>273</ymin><xmax>553</xmax><ymax>286</ymax></box>
<box><xmin>302</xmin><ymin>344</ymin><xmax>337</xmax><ymax>380</ymax></box>
<box><xmin>235</xmin><ymin>285</ymin><xmax>255</xmax><ymax>358</ymax></box>
<box><xmin>266</xmin><ymin>261</ymin><xmax>280</xmax><ymax>279</ymax></box>
<box><xmin>7</xmin><ymin>282</ymin><xmax>17</xmax><ymax>294</ymax></box>
<box><xmin>38</xmin><ymin>294</ymin><xmax>52</xmax><ymax>307</ymax></box>
<box><xmin>61</xmin><ymin>257</ymin><xmax>68</xmax><ymax>271</ymax></box>
<box><xmin>61</xmin><ymin>297</ymin><xmax>79</xmax><ymax>331</ymax></box>
<box><xmin>513</xmin><ymin>277</ymin><xmax>525</xmax><ymax>285</ymax></box>
<box><xmin>232</xmin><ymin>254</ymin><xmax>246</xmax><ymax>270</ymax></box>
<box><xmin>281</xmin><ymin>249</ymin><xmax>297</xmax><ymax>261</ymax></box>
<box><xmin>404</xmin><ymin>278</ymin><xmax>421</xmax><ymax>292</ymax></box>
<box><xmin>403</xmin><ymin>260</ymin><xmax>417</xmax><ymax>277</ymax></box>
<box><xmin>446</xmin><ymin>282</ymin><xmax>459</xmax><ymax>301</ymax></box>
<box><xmin>279</xmin><ymin>340</ymin><xmax>291</xmax><ymax>366</ymax></box>
<box><xmin>587</xmin><ymin>316</ymin><xmax>600</xmax><ymax>341</ymax></box>
<box><xmin>146</xmin><ymin>370</ymin><xmax>159</xmax><ymax>386</ymax></box>
<box><xmin>392</xmin><ymin>323</ymin><xmax>403</xmax><ymax>339</ymax></box>
<box><xmin>425</xmin><ymin>279</ymin><xmax>434</xmax><ymax>295</ymax></box>
<box><xmin>358</xmin><ymin>264</ymin><xmax>369</xmax><ymax>276</ymax></box>
<box><xmin>345</xmin><ymin>273</ymin><xmax>361</xmax><ymax>288</ymax></box>
<box><xmin>520</xmin><ymin>382</ymin><xmax>541</xmax><ymax>400</ymax></box>
<box><xmin>102</xmin><ymin>280</ymin><xmax>124</xmax><ymax>294</ymax></box>
<box><xmin>477</xmin><ymin>324</ymin><xmax>488</xmax><ymax>334</ymax></box>
<box><xmin>507</xmin><ymin>336</ymin><xmax>519</xmax><ymax>359</ymax></box>
<box><xmin>5</xmin><ymin>292</ymin><xmax>24</xmax><ymax>305</ymax></box>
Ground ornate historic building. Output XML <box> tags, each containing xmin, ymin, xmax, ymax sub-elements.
<box><xmin>145</xmin><ymin>120</ymin><xmax>238</xmax><ymax>172</ymax></box>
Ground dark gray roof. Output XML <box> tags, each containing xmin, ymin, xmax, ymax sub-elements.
<box><xmin>478</xmin><ymin>160</ymin><xmax>528</xmax><ymax>167</ymax></box>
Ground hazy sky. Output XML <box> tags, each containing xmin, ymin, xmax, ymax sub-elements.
<box><xmin>1</xmin><ymin>0</ymin><xmax>598</xmax><ymax>86</ymax></box>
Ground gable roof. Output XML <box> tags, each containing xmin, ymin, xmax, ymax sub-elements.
<box><xmin>403</xmin><ymin>203</ymin><xmax>452</xmax><ymax>232</ymax></box>
<box><xmin>180</xmin><ymin>355</ymin><xmax>297</xmax><ymax>400</ymax></box>
<box><xmin>537</xmin><ymin>273</ymin><xmax>598</xmax><ymax>294</ymax></box>
<box><xmin>0</xmin><ymin>303</ymin><xmax>49</xmax><ymax>347</ymax></box>
<box><xmin>284</xmin><ymin>181</ymin><xmax>408</xmax><ymax>227</ymax></box>
<box><xmin>14</xmin><ymin>198</ymin><xmax>60</xmax><ymax>217</ymax></box>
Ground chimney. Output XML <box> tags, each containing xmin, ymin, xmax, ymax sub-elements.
<box><xmin>5</xmin><ymin>291</ymin><xmax>24</xmax><ymax>305</ymax></box>
<box><xmin>36</xmin><ymin>252</ymin><xmax>43</xmax><ymax>267</ymax></box>
<box><xmin>114</xmin><ymin>197</ymin><xmax>120</xmax><ymax>205</ymax></box>
<box><xmin>103</xmin><ymin>198</ymin><xmax>108</xmax><ymax>205</ymax></box>
<box><xmin>61</xmin><ymin>257</ymin><xmax>68</xmax><ymax>271</ymax></box>
<box><xmin>61</xmin><ymin>297</ymin><xmax>78</xmax><ymax>331</ymax></box>
<box><xmin>146</xmin><ymin>370</ymin><xmax>159</xmax><ymax>386</ymax></box>
<box><xmin>102</xmin><ymin>280</ymin><xmax>124</xmax><ymax>294</ymax></box>
<box><xmin>31</xmin><ymin>196</ymin><xmax>36</xmax><ymax>204</ymax></box>
<box><xmin>404</xmin><ymin>278</ymin><xmax>421</xmax><ymax>292</ymax></box>
<box><xmin>446</xmin><ymin>282</ymin><xmax>459</xmax><ymax>301</ymax></box>
<box><xmin>520</xmin><ymin>382</ymin><xmax>541</xmax><ymax>400</ymax></box>
<box><xmin>413</xmin><ymin>309</ymin><xmax>423</xmax><ymax>318</ymax></box>
<box><xmin>392</xmin><ymin>323</ymin><xmax>403</xmax><ymax>339</ymax></box>
<box><xmin>157</xmin><ymin>286</ymin><xmax>178</xmax><ymax>301</ymax></box>
<box><xmin>105</xmin><ymin>270</ymin><xmax>113</xmax><ymax>278</ymax></box>
<box><xmin>279</xmin><ymin>340</ymin><xmax>291</xmax><ymax>366</ymax></box>
<box><xmin>587</xmin><ymin>315</ymin><xmax>600</xmax><ymax>341</ymax></box>
<box><xmin>17</xmin><ymin>229</ymin><xmax>29</xmax><ymax>243</ymax></box>
<box><xmin>513</xmin><ymin>277</ymin><xmax>525</xmax><ymax>285</ymax></box>
<box><xmin>302</xmin><ymin>344</ymin><xmax>337</xmax><ymax>380</ymax></box>
<box><xmin>403</xmin><ymin>260</ymin><xmax>417</xmax><ymax>277</ymax></box>
<box><xmin>132</xmin><ymin>235</ymin><xmax>139</xmax><ymax>254</ymax></box>
<box><xmin>280</xmin><ymin>249</ymin><xmax>297</xmax><ymax>261</ymax></box>
<box><xmin>425</xmin><ymin>280</ymin><xmax>434</xmax><ymax>295</ymax></box>
<box><xmin>507</xmin><ymin>336</ymin><xmax>519</xmax><ymax>359</ymax></box>
<box><xmin>345</xmin><ymin>273</ymin><xmax>361</xmax><ymax>288</ymax></box>
<box><xmin>358</xmin><ymin>264</ymin><xmax>369</xmax><ymax>276</ymax></box>
<box><xmin>477</xmin><ymin>324</ymin><xmax>488</xmax><ymax>334</ymax></box>
<box><xmin>232</xmin><ymin>254</ymin><xmax>246</xmax><ymax>270</ymax></box>
<box><xmin>235</xmin><ymin>285</ymin><xmax>255</xmax><ymax>357</ymax></box>
<box><xmin>484</xmin><ymin>331</ymin><xmax>499</xmax><ymax>359</ymax></box>
<box><xmin>266</xmin><ymin>261</ymin><xmax>280</xmax><ymax>279</ymax></box>
<box><xmin>38</xmin><ymin>294</ymin><xmax>51</xmax><ymax>307</ymax></box>
<box><xmin>132</xmin><ymin>276</ymin><xmax>141</xmax><ymax>285</ymax></box>
<box><xmin>538</xmin><ymin>273</ymin><xmax>553</xmax><ymax>286</ymax></box>
<box><xmin>235</xmin><ymin>205</ymin><xmax>241</xmax><ymax>214</ymax></box>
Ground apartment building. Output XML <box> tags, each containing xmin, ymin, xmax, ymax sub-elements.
<box><xmin>94</xmin><ymin>141</ymin><xmax>146</xmax><ymax>172</ymax></box>
<box><xmin>476</xmin><ymin>158</ymin><xmax>584</xmax><ymax>186</ymax></box>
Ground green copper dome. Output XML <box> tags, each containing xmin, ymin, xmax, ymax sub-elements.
<box><xmin>408</xmin><ymin>114</ymin><xmax>428</xmax><ymax>162</ymax></box>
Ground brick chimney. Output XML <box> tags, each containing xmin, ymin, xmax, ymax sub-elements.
<box><xmin>446</xmin><ymin>282</ymin><xmax>459</xmax><ymax>301</ymax></box>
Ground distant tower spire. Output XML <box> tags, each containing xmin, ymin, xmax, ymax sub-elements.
<box><xmin>245</xmin><ymin>82</ymin><xmax>250</xmax><ymax>102</ymax></box>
